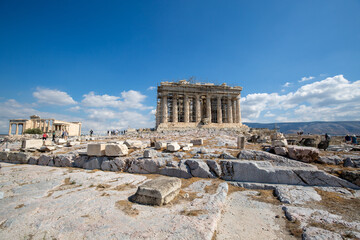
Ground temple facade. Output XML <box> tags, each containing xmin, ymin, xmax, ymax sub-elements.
<box><xmin>156</xmin><ymin>80</ymin><xmax>243</xmax><ymax>130</ymax></box>
<box><xmin>8</xmin><ymin>115</ymin><xmax>82</xmax><ymax>136</ymax></box>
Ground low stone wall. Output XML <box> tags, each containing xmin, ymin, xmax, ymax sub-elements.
<box><xmin>1</xmin><ymin>150</ymin><xmax>359</xmax><ymax>189</ymax></box>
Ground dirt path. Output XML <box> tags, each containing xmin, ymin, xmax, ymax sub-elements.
<box><xmin>216</xmin><ymin>190</ymin><xmax>296</xmax><ymax>240</ymax></box>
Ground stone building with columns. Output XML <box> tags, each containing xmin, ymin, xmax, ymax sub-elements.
<box><xmin>156</xmin><ymin>80</ymin><xmax>245</xmax><ymax>130</ymax></box>
<box><xmin>8</xmin><ymin>115</ymin><xmax>82</xmax><ymax>136</ymax></box>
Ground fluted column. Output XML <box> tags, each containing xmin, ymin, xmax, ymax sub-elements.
<box><xmin>206</xmin><ymin>94</ymin><xmax>211</xmax><ymax>122</ymax></box>
<box><xmin>172</xmin><ymin>94</ymin><xmax>178</xmax><ymax>122</ymax></box>
<box><xmin>161</xmin><ymin>93</ymin><xmax>168</xmax><ymax>123</ymax></box>
<box><xmin>217</xmin><ymin>96</ymin><xmax>222</xmax><ymax>124</ymax></box>
<box><xmin>236</xmin><ymin>96</ymin><xmax>241</xmax><ymax>123</ymax></box>
<box><xmin>15</xmin><ymin>124</ymin><xmax>19</xmax><ymax>135</ymax></box>
<box><xmin>156</xmin><ymin>99</ymin><xmax>160</xmax><ymax>127</ymax></box>
<box><xmin>184</xmin><ymin>95</ymin><xmax>189</xmax><ymax>123</ymax></box>
<box><xmin>195</xmin><ymin>94</ymin><xmax>201</xmax><ymax>122</ymax></box>
<box><xmin>8</xmin><ymin>123</ymin><xmax>12</xmax><ymax>135</ymax></box>
<box><xmin>227</xmin><ymin>97</ymin><xmax>233</xmax><ymax>123</ymax></box>
<box><xmin>232</xmin><ymin>98</ymin><xmax>236</xmax><ymax>123</ymax></box>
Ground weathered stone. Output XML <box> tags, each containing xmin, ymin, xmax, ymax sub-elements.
<box><xmin>206</xmin><ymin>160</ymin><xmax>222</xmax><ymax>177</ymax></box>
<box><xmin>124</xmin><ymin>140</ymin><xmax>143</xmax><ymax>149</ymax></box>
<box><xmin>154</xmin><ymin>142</ymin><xmax>167</xmax><ymax>150</ymax></box>
<box><xmin>132</xmin><ymin>176</ymin><xmax>181</xmax><ymax>206</ymax></box>
<box><xmin>0</xmin><ymin>152</ymin><xmax>8</xmax><ymax>161</ymax></box>
<box><xmin>302</xmin><ymin>227</ymin><xmax>342</xmax><ymax>240</ymax></box>
<box><xmin>21</xmin><ymin>139</ymin><xmax>43</xmax><ymax>149</ymax></box>
<box><xmin>127</xmin><ymin>158</ymin><xmax>166</xmax><ymax>174</ymax></box>
<box><xmin>28</xmin><ymin>157</ymin><xmax>38</xmax><ymax>165</ymax></box>
<box><xmin>16</xmin><ymin>152</ymin><xmax>30</xmax><ymax>164</ymax></box>
<box><xmin>338</xmin><ymin>170</ymin><xmax>360</xmax><ymax>186</ymax></box>
<box><xmin>191</xmin><ymin>138</ymin><xmax>203</xmax><ymax>145</ymax></box>
<box><xmin>271</xmin><ymin>139</ymin><xmax>288</xmax><ymax>147</ymax></box>
<box><xmin>318</xmin><ymin>155</ymin><xmax>343</xmax><ymax>165</ymax></box>
<box><xmin>87</xmin><ymin>144</ymin><xmax>106</xmax><ymax>156</ymax></box>
<box><xmin>167</xmin><ymin>142</ymin><xmax>180</xmax><ymax>152</ymax></box>
<box><xmin>143</xmin><ymin>149</ymin><xmax>156</xmax><ymax>158</ymax></box>
<box><xmin>38</xmin><ymin>155</ymin><xmax>53</xmax><ymax>166</ymax></box>
<box><xmin>199</xmin><ymin>147</ymin><xmax>208</xmax><ymax>154</ymax></box>
<box><xmin>7</xmin><ymin>152</ymin><xmax>17</xmax><ymax>163</ymax></box>
<box><xmin>111</xmin><ymin>157</ymin><xmax>127</xmax><ymax>171</ymax></box>
<box><xmin>160</xmin><ymin>161</ymin><xmax>192</xmax><ymax>179</ymax></box>
<box><xmin>83</xmin><ymin>157</ymin><xmax>103</xmax><ymax>170</ymax></box>
<box><xmin>237</xmin><ymin>136</ymin><xmax>245</xmax><ymax>149</ymax></box>
<box><xmin>220</xmin><ymin>160</ymin><xmax>359</xmax><ymax>189</ymax></box>
<box><xmin>39</xmin><ymin>145</ymin><xmax>56</xmax><ymax>152</ymax></box>
<box><xmin>220</xmin><ymin>152</ymin><xmax>236</xmax><ymax>159</ymax></box>
<box><xmin>274</xmin><ymin>186</ymin><xmax>321</xmax><ymax>204</ymax></box>
<box><xmin>287</xmin><ymin>145</ymin><xmax>320</xmax><ymax>163</ymax></box>
<box><xmin>73</xmin><ymin>156</ymin><xmax>88</xmax><ymax>168</ymax></box>
<box><xmin>101</xmin><ymin>159</ymin><xmax>112</xmax><ymax>171</ymax></box>
<box><xmin>56</xmin><ymin>139</ymin><xmax>67</xmax><ymax>144</ymax></box>
<box><xmin>274</xmin><ymin>147</ymin><xmax>288</xmax><ymax>156</ymax></box>
<box><xmin>105</xmin><ymin>144</ymin><xmax>128</xmax><ymax>157</ymax></box>
<box><xmin>186</xmin><ymin>159</ymin><xmax>216</xmax><ymax>178</ymax></box>
<box><xmin>54</xmin><ymin>154</ymin><xmax>75</xmax><ymax>167</ymax></box>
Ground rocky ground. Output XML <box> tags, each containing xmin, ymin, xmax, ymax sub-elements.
<box><xmin>0</xmin><ymin>130</ymin><xmax>360</xmax><ymax>239</ymax></box>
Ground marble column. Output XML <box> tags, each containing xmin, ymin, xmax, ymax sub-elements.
<box><xmin>184</xmin><ymin>95</ymin><xmax>189</xmax><ymax>123</ymax></box>
<box><xmin>195</xmin><ymin>94</ymin><xmax>201</xmax><ymax>122</ymax></box>
<box><xmin>15</xmin><ymin>124</ymin><xmax>19</xmax><ymax>135</ymax></box>
<box><xmin>227</xmin><ymin>97</ymin><xmax>233</xmax><ymax>123</ymax></box>
<box><xmin>206</xmin><ymin>94</ymin><xmax>211</xmax><ymax>122</ymax></box>
<box><xmin>236</xmin><ymin>96</ymin><xmax>241</xmax><ymax>123</ymax></box>
<box><xmin>217</xmin><ymin>95</ymin><xmax>222</xmax><ymax>124</ymax></box>
<box><xmin>8</xmin><ymin>123</ymin><xmax>12</xmax><ymax>135</ymax></box>
<box><xmin>161</xmin><ymin>93</ymin><xmax>168</xmax><ymax>123</ymax></box>
<box><xmin>172</xmin><ymin>94</ymin><xmax>178</xmax><ymax>123</ymax></box>
<box><xmin>232</xmin><ymin>98</ymin><xmax>236</xmax><ymax>124</ymax></box>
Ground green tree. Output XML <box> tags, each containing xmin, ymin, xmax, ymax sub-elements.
<box><xmin>23</xmin><ymin>128</ymin><xmax>43</xmax><ymax>134</ymax></box>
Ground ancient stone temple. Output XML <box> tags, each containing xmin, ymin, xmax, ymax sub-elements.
<box><xmin>156</xmin><ymin>80</ymin><xmax>244</xmax><ymax>130</ymax></box>
<box><xmin>8</xmin><ymin>115</ymin><xmax>82</xmax><ymax>136</ymax></box>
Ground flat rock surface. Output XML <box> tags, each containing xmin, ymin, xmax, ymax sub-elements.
<box><xmin>216</xmin><ymin>190</ymin><xmax>296</xmax><ymax>240</ymax></box>
<box><xmin>0</xmin><ymin>163</ymin><xmax>227</xmax><ymax>240</ymax></box>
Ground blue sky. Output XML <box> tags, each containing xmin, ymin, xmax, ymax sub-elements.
<box><xmin>0</xmin><ymin>0</ymin><xmax>360</xmax><ymax>133</ymax></box>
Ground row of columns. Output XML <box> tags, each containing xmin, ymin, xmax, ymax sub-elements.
<box><xmin>8</xmin><ymin>123</ymin><xmax>23</xmax><ymax>135</ymax></box>
<box><xmin>159</xmin><ymin>93</ymin><xmax>241</xmax><ymax>124</ymax></box>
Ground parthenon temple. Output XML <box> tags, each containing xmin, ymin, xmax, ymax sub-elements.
<box><xmin>8</xmin><ymin>115</ymin><xmax>82</xmax><ymax>136</ymax></box>
<box><xmin>156</xmin><ymin>80</ymin><xmax>244</xmax><ymax>130</ymax></box>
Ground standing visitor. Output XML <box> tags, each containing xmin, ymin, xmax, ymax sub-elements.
<box><xmin>52</xmin><ymin>131</ymin><xmax>56</xmax><ymax>142</ymax></box>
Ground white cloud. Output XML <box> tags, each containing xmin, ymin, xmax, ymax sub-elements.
<box><xmin>299</xmin><ymin>76</ymin><xmax>315</xmax><ymax>82</ymax></box>
<box><xmin>242</xmin><ymin>75</ymin><xmax>360</xmax><ymax>122</ymax></box>
<box><xmin>68</xmin><ymin>106</ymin><xmax>81</xmax><ymax>112</ymax></box>
<box><xmin>81</xmin><ymin>90</ymin><xmax>152</xmax><ymax>110</ymax></box>
<box><xmin>33</xmin><ymin>88</ymin><xmax>77</xmax><ymax>105</ymax></box>
<box><xmin>147</xmin><ymin>86</ymin><xmax>156</xmax><ymax>90</ymax></box>
<box><xmin>283</xmin><ymin>82</ymin><xmax>291</xmax><ymax>87</ymax></box>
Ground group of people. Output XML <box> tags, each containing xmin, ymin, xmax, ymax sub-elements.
<box><xmin>41</xmin><ymin>130</ymin><xmax>69</xmax><ymax>142</ymax></box>
<box><xmin>107</xmin><ymin>130</ymin><xmax>126</xmax><ymax>136</ymax></box>
<box><xmin>345</xmin><ymin>134</ymin><xmax>358</xmax><ymax>144</ymax></box>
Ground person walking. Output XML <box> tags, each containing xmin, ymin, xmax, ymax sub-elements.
<box><xmin>52</xmin><ymin>131</ymin><xmax>56</xmax><ymax>142</ymax></box>
<box><xmin>42</xmin><ymin>133</ymin><xmax>48</xmax><ymax>140</ymax></box>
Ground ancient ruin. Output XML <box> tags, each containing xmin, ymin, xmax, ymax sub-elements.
<box><xmin>8</xmin><ymin>115</ymin><xmax>82</xmax><ymax>136</ymax></box>
<box><xmin>156</xmin><ymin>80</ymin><xmax>244</xmax><ymax>130</ymax></box>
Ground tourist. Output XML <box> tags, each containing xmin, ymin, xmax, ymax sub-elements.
<box><xmin>351</xmin><ymin>135</ymin><xmax>358</xmax><ymax>145</ymax></box>
<box><xmin>325</xmin><ymin>133</ymin><xmax>331</xmax><ymax>141</ymax></box>
<box><xmin>61</xmin><ymin>131</ymin><xmax>65</xmax><ymax>138</ymax></box>
<box><xmin>64</xmin><ymin>130</ymin><xmax>69</xmax><ymax>140</ymax></box>
<box><xmin>345</xmin><ymin>135</ymin><xmax>351</xmax><ymax>143</ymax></box>
<box><xmin>42</xmin><ymin>133</ymin><xmax>48</xmax><ymax>140</ymax></box>
<box><xmin>52</xmin><ymin>131</ymin><xmax>56</xmax><ymax>142</ymax></box>
<box><xmin>90</xmin><ymin>129</ymin><xmax>93</xmax><ymax>137</ymax></box>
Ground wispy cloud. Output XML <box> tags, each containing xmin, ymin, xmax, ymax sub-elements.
<box><xmin>299</xmin><ymin>76</ymin><xmax>315</xmax><ymax>82</ymax></box>
<box><xmin>33</xmin><ymin>88</ymin><xmax>77</xmax><ymax>105</ymax></box>
<box><xmin>283</xmin><ymin>82</ymin><xmax>291</xmax><ymax>87</ymax></box>
<box><xmin>147</xmin><ymin>86</ymin><xmax>156</xmax><ymax>90</ymax></box>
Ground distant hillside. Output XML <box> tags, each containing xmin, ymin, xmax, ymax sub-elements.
<box><xmin>243</xmin><ymin>121</ymin><xmax>360</xmax><ymax>135</ymax></box>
